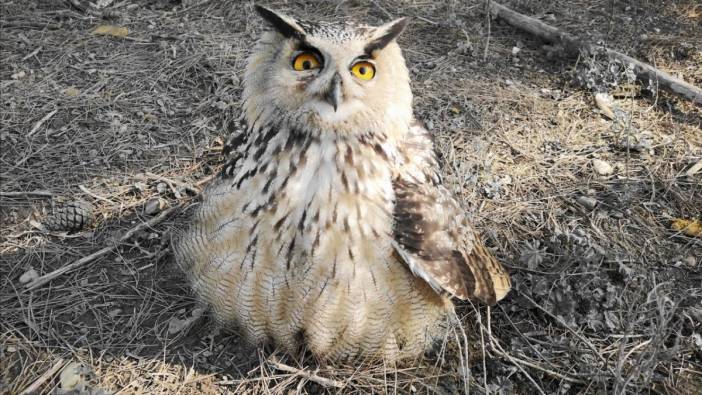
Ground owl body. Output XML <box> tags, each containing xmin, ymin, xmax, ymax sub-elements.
<box><xmin>175</xmin><ymin>6</ymin><xmax>510</xmax><ymax>360</ymax></box>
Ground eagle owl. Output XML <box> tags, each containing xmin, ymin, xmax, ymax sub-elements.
<box><xmin>175</xmin><ymin>5</ymin><xmax>511</xmax><ymax>360</ymax></box>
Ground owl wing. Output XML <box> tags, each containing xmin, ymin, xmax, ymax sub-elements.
<box><xmin>391</xmin><ymin>120</ymin><xmax>511</xmax><ymax>305</ymax></box>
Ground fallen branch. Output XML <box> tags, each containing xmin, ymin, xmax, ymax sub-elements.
<box><xmin>268</xmin><ymin>356</ymin><xmax>346</xmax><ymax>389</ymax></box>
<box><xmin>20</xmin><ymin>358</ymin><xmax>66</xmax><ymax>395</ymax></box>
<box><xmin>488</xmin><ymin>2</ymin><xmax>702</xmax><ymax>104</ymax></box>
<box><xmin>0</xmin><ymin>190</ymin><xmax>54</xmax><ymax>198</ymax></box>
<box><xmin>24</xmin><ymin>205</ymin><xmax>181</xmax><ymax>291</ymax></box>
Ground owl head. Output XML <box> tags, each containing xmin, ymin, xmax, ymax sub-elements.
<box><xmin>243</xmin><ymin>5</ymin><xmax>412</xmax><ymax>135</ymax></box>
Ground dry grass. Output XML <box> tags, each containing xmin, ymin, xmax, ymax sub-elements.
<box><xmin>1</xmin><ymin>0</ymin><xmax>701</xmax><ymax>394</ymax></box>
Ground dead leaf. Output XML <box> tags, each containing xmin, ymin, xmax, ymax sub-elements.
<box><xmin>64</xmin><ymin>87</ymin><xmax>80</xmax><ymax>97</ymax></box>
<box><xmin>671</xmin><ymin>218</ymin><xmax>702</xmax><ymax>238</ymax></box>
<box><xmin>686</xmin><ymin>159</ymin><xmax>702</xmax><ymax>177</ymax></box>
<box><xmin>594</xmin><ymin>93</ymin><xmax>615</xmax><ymax>119</ymax></box>
<box><xmin>92</xmin><ymin>25</ymin><xmax>129</xmax><ymax>38</ymax></box>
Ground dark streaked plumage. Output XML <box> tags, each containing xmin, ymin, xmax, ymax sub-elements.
<box><xmin>175</xmin><ymin>5</ymin><xmax>510</xmax><ymax>361</ymax></box>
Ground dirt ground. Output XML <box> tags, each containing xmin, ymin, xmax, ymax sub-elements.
<box><xmin>1</xmin><ymin>0</ymin><xmax>701</xmax><ymax>394</ymax></box>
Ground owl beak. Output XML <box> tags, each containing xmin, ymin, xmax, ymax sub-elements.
<box><xmin>324</xmin><ymin>73</ymin><xmax>343</xmax><ymax>111</ymax></box>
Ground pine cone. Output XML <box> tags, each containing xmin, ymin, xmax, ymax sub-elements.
<box><xmin>44</xmin><ymin>200</ymin><xmax>94</xmax><ymax>232</ymax></box>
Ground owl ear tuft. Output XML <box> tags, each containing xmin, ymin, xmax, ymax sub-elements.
<box><xmin>364</xmin><ymin>17</ymin><xmax>409</xmax><ymax>55</ymax></box>
<box><xmin>255</xmin><ymin>5</ymin><xmax>306</xmax><ymax>39</ymax></box>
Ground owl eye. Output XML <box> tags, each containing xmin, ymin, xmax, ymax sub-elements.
<box><xmin>350</xmin><ymin>61</ymin><xmax>375</xmax><ymax>81</ymax></box>
<box><xmin>292</xmin><ymin>52</ymin><xmax>322</xmax><ymax>71</ymax></box>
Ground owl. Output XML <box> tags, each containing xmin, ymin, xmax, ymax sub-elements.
<box><xmin>175</xmin><ymin>5</ymin><xmax>511</xmax><ymax>361</ymax></box>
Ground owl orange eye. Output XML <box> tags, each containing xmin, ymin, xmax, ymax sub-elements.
<box><xmin>292</xmin><ymin>52</ymin><xmax>322</xmax><ymax>71</ymax></box>
<box><xmin>351</xmin><ymin>61</ymin><xmax>375</xmax><ymax>80</ymax></box>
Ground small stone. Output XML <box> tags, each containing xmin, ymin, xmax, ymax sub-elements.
<box><xmin>19</xmin><ymin>268</ymin><xmax>39</xmax><ymax>284</ymax></box>
<box><xmin>592</xmin><ymin>159</ymin><xmax>614</xmax><ymax>176</ymax></box>
<box><xmin>156</xmin><ymin>182</ymin><xmax>168</xmax><ymax>194</ymax></box>
<box><xmin>576</xmin><ymin>195</ymin><xmax>598</xmax><ymax>210</ymax></box>
<box><xmin>685</xmin><ymin>255</ymin><xmax>697</xmax><ymax>267</ymax></box>
<box><xmin>168</xmin><ymin>317</ymin><xmax>190</xmax><ymax>334</ymax></box>
<box><xmin>511</xmin><ymin>46</ymin><xmax>521</xmax><ymax>55</ymax></box>
<box><xmin>144</xmin><ymin>198</ymin><xmax>167</xmax><ymax>215</ymax></box>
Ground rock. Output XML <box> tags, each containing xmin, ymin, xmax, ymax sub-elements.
<box><xmin>576</xmin><ymin>195</ymin><xmax>598</xmax><ymax>210</ymax></box>
<box><xmin>144</xmin><ymin>198</ymin><xmax>167</xmax><ymax>215</ymax></box>
<box><xmin>167</xmin><ymin>317</ymin><xmax>190</xmax><ymax>335</ymax></box>
<box><xmin>592</xmin><ymin>159</ymin><xmax>614</xmax><ymax>176</ymax></box>
<box><xmin>19</xmin><ymin>268</ymin><xmax>39</xmax><ymax>284</ymax></box>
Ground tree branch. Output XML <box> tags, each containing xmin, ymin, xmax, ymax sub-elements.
<box><xmin>488</xmin><ymin>2</ymin><xmax>702</xmax><ymax>104</ymax></box>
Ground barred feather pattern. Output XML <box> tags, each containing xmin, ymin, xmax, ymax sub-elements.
<box><xmin>175</xmin><ymin>117</ymin><xmax>452</xmax><ymax>360</ymax></box>
<box><xmin>175</xmin><ymin>8</ymin><xmax>510</xmax><ymax>360</ymax></box>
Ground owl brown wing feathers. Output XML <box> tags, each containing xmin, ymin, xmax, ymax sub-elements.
<box><xmin>391</xmin><ymin>120</ymin><xmax>511</xmax><ymax>305</ymax></box>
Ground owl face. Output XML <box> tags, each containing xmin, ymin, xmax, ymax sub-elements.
<box><xmin>244</xmin><ymin>6</ymin><xmax>413</xmax><ymax>133</ymax></box>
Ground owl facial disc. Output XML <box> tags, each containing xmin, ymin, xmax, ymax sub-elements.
<box><xmin>250</xmin><ymin>5</ymin><xmax>412</xmax><ymax>129</ymax></box>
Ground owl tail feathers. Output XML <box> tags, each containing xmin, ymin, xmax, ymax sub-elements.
<box><xmin>462</xmin><ymin>240</ymin><xmax>512</xmax><ymax>306</ymax></box>
<box><xmin>392</xmin><ymin>236</ymin><xmax>511</xmax><ymax>306</ymax></box>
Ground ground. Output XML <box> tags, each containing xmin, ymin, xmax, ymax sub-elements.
<box><xmin>1</xmin><ymin>0</ymin><xmax>701</xmax><ymax>394</ymax></box>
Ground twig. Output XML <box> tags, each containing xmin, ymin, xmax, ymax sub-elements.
<box><xmin>268</xmin><ymin>356</ymin><xmax>346</xmax><ymax>389</ymax></box>
<box><xmin>518</xmin><ymin>290</ymin><xmax>612</xmax><ymax>371</ymax></box>
<box><xmin>27</xmin><ymin>109</ymin><xmax>58</xmax><ymax>138</ymax></box>
<box><xmin>78</xmin><ymin>184</ymin><xmax>116</xmax><ymax>205</ymax></box>
<box><xmin>194</xmin><ymin>173</ymin><xmax>216</xmax><ymax>187</ymax></box>
<box><xmin>142</xmin><ymin>172</ymin><xmax>201</xmax><ymax>196</ymax></box>
<box><xmin>0</xmin><ymin>190</ymin><xmax>54</xmax><ymax>198</ymax></box>
<box><xmin>21</xmin><ymin>46</ymin><xmax>42</xmax><ymax>61</ymax></box>
<box><xmin>370</xmin><ymin>0</ymin><xmax>394</xmax><ymax>19</ymax></box>
<box><xmin>483</xmin><ymin>0</ymin><xmax>491</xmax><ymax>61</ymax></box>
<box><xmin>487</xmin><ymin>2</ymin><xmax>702</xmax><ymax>104</ymax></box>
<box><xmin>167</xmin><ymin>0</ymin><xmax>211</xmax><ymax>15</ymax></box>
<box><xmin>487</xmin><ymin>312</ymin><xmax>550</xmax><ymax>393</ymax></box>
<box><xmin>490</xmin><ymin>347</ymin><xmax>586</xmax><ymax>384</ymax></box>
<box><xmin>24</xmin><ymin>205</ymin><xmax>181</xmax><ymax>291</ymax></box>
<box><xmin>20</xmin><ymin>358</ymin><xmax>66</xmax><ymax>395</ymax></box>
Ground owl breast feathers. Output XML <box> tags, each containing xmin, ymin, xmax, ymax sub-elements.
<box><xmin>175</xmin><ymin>5</ymin><xmax>510</xmax><ymax>361</ymax></box>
